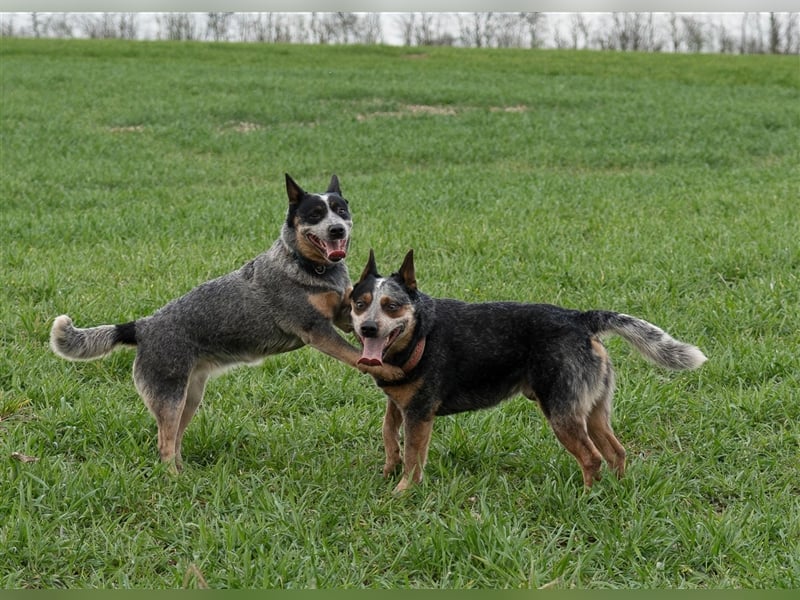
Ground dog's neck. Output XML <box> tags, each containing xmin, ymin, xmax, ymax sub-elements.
<box><xmin>401</xmin><ymin>337</ymin><xmax>426</xmax><ymax>373</ymax></box>
<box><xmin>295</xmin><ymin>252</ymin><xmax>329</xmax><ymax>275</ymax></box>
<box><xmin>279</xmin><ymin>235</ymin><xmax>335</xmax><ymax>277</ymax></box>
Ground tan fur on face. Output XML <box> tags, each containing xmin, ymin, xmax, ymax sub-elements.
<box><xmin>293</xmin><ymin>217</ymin><xmax>327</xmax><ymax>262</ymax></box>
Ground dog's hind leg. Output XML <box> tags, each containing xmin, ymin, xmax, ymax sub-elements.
<box><xmin>585</xmin><ymin>351</ymin><xmax>626</xmax><ymax>478</ymax></box>
<box><xmin>133</xmin><ymin>357</ymin><xmax>191</xmax><ymax>473</ymax></box>
<box><xmin>174</xmin><ymin>367</ymin><xmax>210</xmax><ymax>470</ymax></box>
<box><xmin>548</xmin><ymin>416</ymin><xmax>604</xmax><ymax>488</ymax></box>
<box><xmin>382</xmin><ymin>400</ymin><xmax>403</xmax><ymax>478</ymax></box>
<box><xmin>586</xmin><ymin>403</ymin><xmax>626</xmax><ymax>479</ymax></box>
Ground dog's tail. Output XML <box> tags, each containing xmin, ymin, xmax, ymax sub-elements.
<box><xmin>583</xmin><ymin>310</ymin><xmax>707</xmax><ymax>370</ymax></box>
<box><xmin>50</xmin><ymin>315</ymin><xmax>137</xmax><ymax>361</ymax></box>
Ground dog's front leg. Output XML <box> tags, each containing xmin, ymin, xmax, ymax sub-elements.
<box><xmin>333</xmin><ymin>287</ymin><xmax>354</xmax><ymax>333</ymax></box>
<box><xmin>301</xmin><ymin>324</ymin><xmax>405</xmax><ymax>381</ymax></box>
<box><xmin>395</xmin><ymin>416</ymin><xmax>434</xmax><ymax>493</ymax></box>
<box><xmin>382</xmin><ymin>400</ymin><xmax>403</xmax><ymax>478</ymax></box>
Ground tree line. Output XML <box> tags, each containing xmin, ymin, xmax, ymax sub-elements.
<box><xmin>2</xmin><ymin>12</ymin><xmax>798</xmax><ymax>55</ymax></box>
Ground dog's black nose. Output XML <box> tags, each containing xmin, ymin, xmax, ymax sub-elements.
<box><xmin>360</xmin><ymin>321</ymin><xmax>378</xmax><ymax>338</ymax></box>
<box><xmin>328</xmin><ymin>224</ymin><xmax>346</xmax><ymax>240</ymax></box>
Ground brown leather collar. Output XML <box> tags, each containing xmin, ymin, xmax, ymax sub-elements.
<box><xmin>401</xmin><ymin>337</ymin><xmax>426</xmax><ymax>374</ymax></box>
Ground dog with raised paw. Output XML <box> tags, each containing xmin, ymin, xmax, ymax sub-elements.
<box><xmin>50</xmin><ymin>174</ymin><xmax>403</xmax><ymax>471</ymax></box>
<box><xmin>350</xmin><ymin>249</ymin><xmax>707</xmax><ymax>493</ymax></box>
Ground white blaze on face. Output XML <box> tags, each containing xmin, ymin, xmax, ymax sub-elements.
<box><xmin>308</xmin><ymin>193</ymin><xmax>350</xmax><ymax>261</ymax></box>
<box><xmin>355</xmin><ymin>278</ymin><xmax>391</xmax><ymax>366</ymax></box>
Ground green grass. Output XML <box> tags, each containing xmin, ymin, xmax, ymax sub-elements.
<box><xmin>1</xmin><ymin>38</ymin><xmax>799</xmax><ymax>588</ymax></box>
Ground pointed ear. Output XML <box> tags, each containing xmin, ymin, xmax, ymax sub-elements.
<box><xmin>326</xmin><ymin>174</ymin><xmax>341</xmax><ymax>195</ymax></box>
<box><xmin>358</xmin><ymin>249</ymin><xmax>379</xmax><ymax>284</ymax></box>
<box><xmin>285</xmin><ymin>173</ymin><xmax>304</xmax><ymax>205</ymax></box>
<box><xmin>398</xmin><ymin>249</ymin><xmax>417</xmax><ymax>292</ymax></box>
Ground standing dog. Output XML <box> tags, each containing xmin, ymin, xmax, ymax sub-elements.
<box><xmin>50</xmin><ymin>174</ymin><xmax>403</xmax><ymax>471</ymax></box>
<box><xmin>351</xmin><ymin>249</ymin><xmax>707</xmax><ymax>492</ymax></box>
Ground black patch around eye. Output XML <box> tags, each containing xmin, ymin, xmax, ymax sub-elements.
<box><xmin>328</xmin><ymin>196</ymin><xmax>350</xmax><ymax>219</ymax></box>
<box><xmin>298</xmin><ymin>198</ymin><xmax>328</xmax><ymax>224</ymax></box>
<box><xmin>351</xmin><ymin>276</ymin><xmax>376</xmax><ymax>299</ymax></box>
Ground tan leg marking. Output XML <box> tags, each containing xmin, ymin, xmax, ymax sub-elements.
<box><xmin>395</xmin><ymin>417</ymin><xmax>435</xmax><ymax>493</ymax></box>
<box><xmin>549</xmin><ymin>418</ymin><xmax>603</xmax><ymax>487</ymax></box>
<box><xmin>382</xmin><ymin>400</ymin><xmax>403</xmax><ymax>477</ymax></box>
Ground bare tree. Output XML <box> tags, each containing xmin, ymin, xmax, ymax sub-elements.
<box><xmin>785</xmin><ymin>13</ymin><xmax>800</xmax><ymax>54</ymax></box>
<box><xmin>30</xmin><ymin>12</ymin><xmax>41</xmax><ymax>38</ymax></box>
<box><xmin>605</xmin><ymin>12</ymin><xmax>655</xmax><ymax>51</ymax></box>
<box><xmin>75</xmin><ymin>13</ymin><xmax>137</xmax><ymax>39</ymax></box>
<box><xmin>395</xmin><ymin>13</ymin><xmax>416</xmax><ymax>46</ymax></box>
<box><xmin>309</xmin><ymin>12</ymin><xmax>335</xmax><ymax>44</ymax></box>
<box><xmin>284</xmin><ymin>14</ymin><xmax>308</xmax><ymax>43</ymax></box>
<box><xmin>206</xmin><ymin>12</ymin><xmax>233</xmax><ymax>42</ymax></box>
<box><xmin>236</xmin><ymin>13</ymin><xmax>264</xmax><ymax>42</ymax></box>
<box><xmin>393</xmin><ymin>12</ymin><xmax>452</xmax><ymax>46</ymax></box>
<box><xmin>239</xmin><ymin>12</ymin><xmax>299</xmax><ymax>43</ymax></box>
<box><xmin>521</xmin><ymin>12</ymin><xmax>546</xmax><ymax>49</ymax></box>
<box><xmin>358</xmin><ymin>13</ymin><xmax>383</xmax><ymax>44</ymax></box>
<box><xmin>43</xmin><ymin>13</ymin><xmax>75</xmax><ymax>38</ymax></box>
<box><xmin>334</xmin><ymin>12</ymin><xmax>358</xmax><ymax>43</ymax></box>
<box><xmin>667</xmin><ymin>13</ymin><xmax>682</xmax><ymax>52</ymax></box>
<box><xmin>681</xmin><ymin>15</ymin><xmax>707</xmax><ymax>53</ymax></box>
<box><xmin>458</xmin><ymin>12</ymin><xmax>496</xmax><ymax>48</ymax></box>
<box><xmin>490</xmin><ymin>13</ymin><xmax>525</xmax><ymax>48</ymax></box>
<box><xmin>0</xmin><ymin>14</ymin><xmax>16</xmax><ymax>37</ymax></box>
<box><xmin>768</xmin><ymin>12</ymin><xmax>780</xmax><ymax>53</ymax></box>
<box><xmin>414</xmin><ymin>13</ymin><xmax>440</xmax><ymax>46</ymax></box>
<box><xmin>157</xmin><ymin>13</ymin><xmax>199</xmax><ymax>41</ymax></box>
<box><xmin>716</xmin><ymin>22</ymin><xmax>737</xmax><ymax>54</ymax></box>
<box><xmin>740</xmin><ymin>12</ymin><xmax>766</xmax><ymax>54</ymax></box>
<box><xmin>569</xmin><ymin>13</ymin><xmax>591</xmax><ymax>49</ymax></box>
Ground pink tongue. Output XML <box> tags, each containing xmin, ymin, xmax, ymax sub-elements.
<box><xmin>324</xmin><ymin>239</ymin><xmax>347</xmax><ymax>261</ymax></box>
<box><xmin>358</xmin><ymin>337</ymin><xmax>385</xmax><ymax>366</ymax></box>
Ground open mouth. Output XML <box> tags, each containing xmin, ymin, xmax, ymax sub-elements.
<box><xmin>307</xmin><ymin>233</ymin><xmax>348</xmax><ymax>262</ymax></box>
<box><xmin>357</xmin><ymin>325</ymin><xmax>404</xmax><ymax>367</ymax></box>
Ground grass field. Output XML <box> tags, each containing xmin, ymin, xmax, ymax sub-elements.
<box><xmin>1</xmin><ymin>38</ymin><xmax>798</xmax><ymax>588</ymax></box>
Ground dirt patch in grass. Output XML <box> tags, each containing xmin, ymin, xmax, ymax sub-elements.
<box><xmin>107</xmin><ymin>125</ymin><xmax>145</xmax><ymax>133</ymax></box>
<box><xmin>224</xmin><ymin>121</ymin><xmax>263</xmax><ymax>133</ymax></box>
<box><xmin>357</xmin><ymin>104</ymin><xmax>457</xmax><ymax>121</ymax></box>
<box><xmin>357</xmin><ymin>104</ymin><xmax>528</xmax><ymax>121</ymax></box>
<box><xmin>490</xmin><ymin>104</ymin><xmax>528</xmax><ymax>113</ymax></box>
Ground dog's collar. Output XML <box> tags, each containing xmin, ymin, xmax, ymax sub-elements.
<box><xmin>293</xmin><ymin>251</ymin><xmax>329</xmax><ymax>276</ymax></box>
<box><xmin>401</xmin><ymin>337</ymin><xmax>426</xmax><ymax>373</ymax></box>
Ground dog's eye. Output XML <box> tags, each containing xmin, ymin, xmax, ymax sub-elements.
<box><xmin>337</xmin><ymin>206</ymin><xmax>348</xmax><ymax>217</ymax></box>
<box><xmin>386</xmin><ymin>302</ymin><xmax>399</xmax><ymax>311</ymax></box>
<box><xmin>354</xmin><ymin>300</ymin><xmax>366</xmax><ymax>310</ymax></box>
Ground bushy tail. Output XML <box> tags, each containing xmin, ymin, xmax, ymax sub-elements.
<box><xmin>583</xmin><ymin>311</ymin><xmax>707</xmax><ymax>370</ymax></box>
<box><xmin>50</xmin><ymin>315</ymin><xmax>137</xmax><ymax>361</ymax></box>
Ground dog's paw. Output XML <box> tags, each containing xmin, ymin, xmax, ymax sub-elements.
<box><xmin>358</xmin><ymin>363</ymin><xmax>405</xmax><ymax>381</ymax></box>
<box><xmin>383</xmin><ymin>461</ymin><xmax>401</xmax><ymax>478</ymax></box>
<box><xmin>392</xmin><ymin>478</ymin><xmax>412</xmax><ymax>494</ymax></box>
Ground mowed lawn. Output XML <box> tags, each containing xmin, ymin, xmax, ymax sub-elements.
<box><xmin>1</xmin><ymin>39</ymin><xmax>798</xmax><ymax>588</ymax></box>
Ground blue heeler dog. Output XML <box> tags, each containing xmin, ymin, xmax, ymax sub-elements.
<box><xmin>350</xmin><ymin>249</ymin><xmax>707</xmax><ymax>492</ymax></box>
<box><xmin>50</xmin><ymin>175</ymin><xmax>404</xmax><ymax>471</ymax></box>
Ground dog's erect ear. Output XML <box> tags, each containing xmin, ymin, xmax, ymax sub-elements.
<box><xmin>285</xmin><ymin>173</ymin><xmax>304</xmax><ymax>205</ymax></box>
<box><xmin>358</xmin><ymin>249</ymin><xmax>380</xmax><ymax>284</ymax></box>
<box><xmin>327</xmin><ymin>174</ymin><xmax>342</xmax><ymax>196</ymax></box>
<box><xmin>398</xmin><ymin>249</ymin><xmax>417</xmax><ymax>292</ymax></box>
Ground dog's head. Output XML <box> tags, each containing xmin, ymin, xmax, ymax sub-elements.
<box><xmin>283</xmin><ymin>173</ymin><xmax>352</xmax><ymax>265</ymax></box>
<box><xmin>351</xmin><ymin>249</ymin><xmax>419</xmax><ymax>367</ymax></box>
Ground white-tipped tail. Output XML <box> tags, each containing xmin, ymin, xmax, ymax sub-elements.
<box><xmin>50</xmin><ymin>314</ymin><xmax>125</xmax><ymax>361</ymax></box>
<box><xmin>588</xmin><ymin>311</ymin><xmax>707</xmax><ymax>371</ymax></box>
